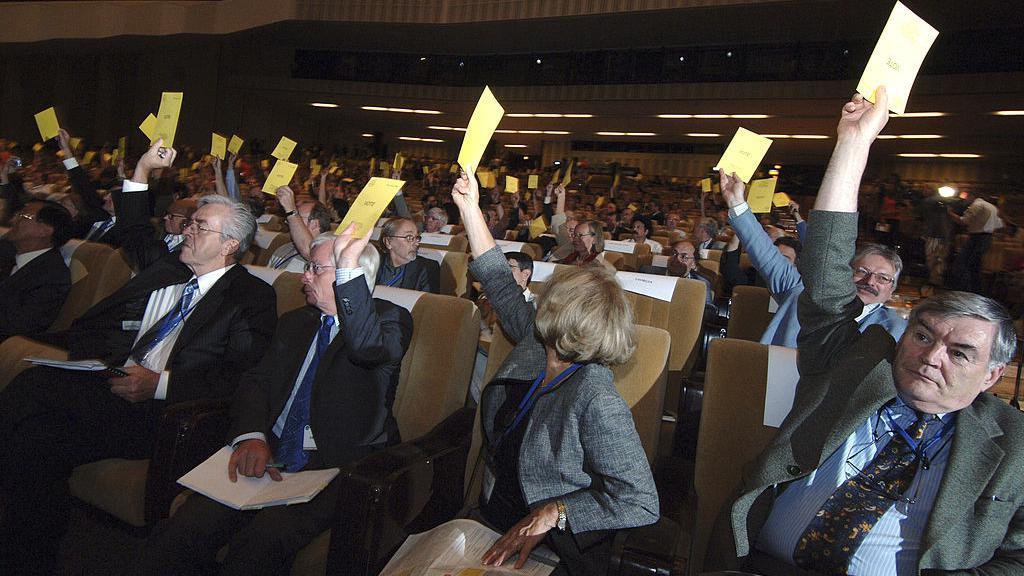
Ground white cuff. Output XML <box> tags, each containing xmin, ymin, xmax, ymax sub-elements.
<box><xmin>63</xmin><ymin>158</ymin><xmax>79</xmax><ymax>170</ymax></box>
<box><xmin>729</xmin><ymin>202</ymin><xmax>750</xmax><ymax>218</ymax></box>
<box><xmin>335</xmin><ymin>267</ymin><xmax>365</xmax><ymax>286</ymax></box>
<box><xmin>153</xmin><ymin>370</ymin><xmax>171</xmax><ymax>400</ymax></box>
<box><xmin>231</xmin><ymin>432</ymin><xmax>267</xmax><ymax>447</ymax></box>
<box><xmin>122</xmin><ymin>179</ymin><xmax>149</xmax><ymax>193</ymax></box>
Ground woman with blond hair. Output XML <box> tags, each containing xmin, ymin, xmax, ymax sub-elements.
<box><xmin>451</xmin><ymin>171</ymin><xmax>658</xmax><ymax>575</ymax></box>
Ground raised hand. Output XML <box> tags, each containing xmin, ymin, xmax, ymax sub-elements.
<box><xmin>276</xmin><ymin>185</ymin><xmax>297</xmax><ymax>213</ymax></box>
<box><xmin>838</xmin><ymin>86</ymin><xmax>890</xmax><ymax>143</ymax></box>
<box><xmin>451</xmin><ymin>170</ymin><xmax>480</xmax><ymax>210</ymax></box>
<box><xmin>718</xmin><ymin>169</ymin><xmax>746</xmax><ymax>208</ymax></box>
<box><xmin>332</xmin><ymin>222</ymin><xmax>371</xmax><ymax>269</ymax></box>
<box><xmin>131</xmin><ymin>138</ymin><xmax>177</xmax><ymax>184</ymax></box>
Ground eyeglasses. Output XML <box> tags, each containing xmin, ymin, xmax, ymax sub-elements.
<box><xmin>853</xmin><ymin>267</ymin><xmax>895</xmax><ymax>285</ymax></box>
<box><xmin>569</xmin><ymin>232</ymin><xmax>594</xmax><ymax>239</ymax></box>
<box><xmin>303</xmin><ymin>261</ymin><xmax>336</xmax><ymax>275</ymax></box>
<box><xmin>15</xmin><ymin>212</ymin><xmax>36</xmax><ymax>222</ymax></box>
<box><xmin>164</xmin><ymin>213</ymin><xmax>188</xmax><ymax>221</ymax></box>
<box><xmin>387</xmin><ymin>234</ymin><xmax>422</xmax><ymax>243</ymax></box>
<box><xmin>183</xmin><ymin>219</ymin><xmax>226</xmax><ymax>237</ymax></box>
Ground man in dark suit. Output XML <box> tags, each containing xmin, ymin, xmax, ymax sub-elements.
<box><xmin>377</xmin><ymin>216</ymin><xmax>440</xmax><ymax>293</ymax></box>
<box><xmin>0</xmin><ymin>140</ymin><xmax>278</xmax><ymax>575</ymax></box>
<box><xmin>131</xmin><ymin>226</ymin><xmax>413</xmax><ymax>576</ymax></box>
<box><xmin>0</xmin><ymin>199</ymin><xmax>74</xmax><ymax>341</ymax></box>
<box><xmin>710</xmin><ymin>88</ymin><xmax>1024</xmax><ymax>574</ymax></box>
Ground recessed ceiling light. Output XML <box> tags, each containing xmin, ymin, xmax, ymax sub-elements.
<box><xmin>898</xmin><ymin>134</ymin><xmax>943</xmax><ymax>139</ymax></box>
<box><xmin>543</xmin><ymin>131</ymin><xmax>570</xmax><ymax>135</ymax></box>
<box><xmin>596</xmin><ymin>132</ymin><xmax>626</xmax><ymax>136</ymax></box>
<box><xmin>534</xmin><ymin>113</ymin><xmax>561</xmax><ymax>118</ymax></box>
<box><xmin>938</xmin><ymin>186</ymin><xmax>957</xmax><ymax>197</ymax></box>
<box><xmin>361</xmin><ymin>133</ymin><xmax>373</xmax><ymax>138</ymax></box>
<box><xmin>362</xmin><ymin>106</ymin><xmax>388</xmax><ymax>111</ymax></box>
<box><xmin>362</xmin><ymin>106</ymin><xmax>442</xmax><ymax>114</ymax></box>
<box><xmin>686</xmin><ymin>133</ymin><xmax>720</xmax><ymax>137</ymax></box>
<box><xmin>563</xmin><ymin>114</ymin><xmax>593</xmax><ymax>118</ymax></box>
<box><xmin>626</xmin><ymin>132</ymin><xmax>656</xmax><ymax>136</ymax></box>
<box><xmin>504</xmin><ymin>144</ymin><xmax>528</xmax><ymax>148</ymax></box>
<box><xmin>940</xmin><ymin>153</ymin><xmax>981</xmax><ymax>158</ymax></box>
<box><xmin>390</xmin><ymin>108</ymin><xmax>414</xmax><ymax>113</ymax></box>
<box><xmin>994</xmin><ymin>110</ymin><xmax>1024</xmax><ymax>116</ymax></box>
<box><xmin>506</xmin><ymin>113</ymin><xmax>533</xmax><ymax>118</ymax></box>
<box><xmin>657</xmin><ymin>114</ymin><xmax>693</xmax><ymax>119</ymax></box>
<box><xmin>518</xmin><ymin>130</ymin><xmax>542</xmax><ymax>134</ymax></box>
<box><xmin>694</xmin><ymin>114</ymin><xmax>729</xmax><ymax>119</ymax></box>
<box><xmin>310</xmin><ymin>102</ymin><xmax>338</xmax><ymax>108</ymax></box>
<box><xmin>897</xmin><ymin>153</ymin><xmax>939</xmax><ymax>158</ymax></box>
<box><xmin>399</xmin><ymin>136</ymin><xmax>421</xmax><ymax>141</ymax></box>
<box><xmin>877</xmin><ymin>135</ymin><xmax>898</xmax><ymax>139</ymax></box>
<box><xmin>892</xmin><ymin>112</ymin><xmax>947</xmax><ymax>118</ymax></box>
<box><xmin>730</xmin><ymin>114</ymin><xmax>771</xmax><ymax>119</ymax></box>
<box><xmin>791</xmin><ymin>135</ymin><xmax>829</xmax><ymax>139</ymax></box>
<box><xmin>428</xmin><ymin>126</ymin><xmax>452</xmax><ymax>130</ymax></box>
<box><xmin>494</xmin><ymin>129</ymin><xmax>517</xmax><ymax>134</ymax></box>
<box><xmin>414</xmin><ymin>109</ymin><xmax>442</xmax><ymax>115</ymax></box>
<box><xmin>421</xmin><ymin>138</ymin><xmax>444</xmax><ymax>143</ymax></box>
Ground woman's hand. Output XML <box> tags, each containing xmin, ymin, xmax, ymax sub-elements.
<box><xmin>482</xmin><ymin>502</ymin><xmax>559</xmax><ymax>569</ymax></box>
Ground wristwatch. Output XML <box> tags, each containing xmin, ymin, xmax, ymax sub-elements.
<box><xmin>555</xmin><ymin>500</ymin><xmax>567</xmax><ymax>531</ymax></box>
<box><xmin>284</xmin><ymin>210</ymin><xmax>296</xmax><ymax>217</ymax></box>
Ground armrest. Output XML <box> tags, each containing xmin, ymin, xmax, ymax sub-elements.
<box><xmin>610</xmin><ymin>516</ymin><xmax>686</xmax><ymax>576</ymax></box>
<box><xmin>0</xmin><ymin>336</ymin><xmax>67</xmax><ymax>391</ymax></box>
<box><xmin>144</xmin><ymin>397</ymin><xmax>232</xmax><ymax>523</ymax></box>
<box><xmin>326</xmin><ymin>406</ymin><xmax>477</xmax><ymax>576</ymax></box>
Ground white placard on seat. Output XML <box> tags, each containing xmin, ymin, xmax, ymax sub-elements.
<box><xmin>243</xmin><ymin>265</ymin><xmax>287</xmax><ymax>286</ymax></box>
<box><xmin>420</xmin><ymin>233</ymin><xmax>452</xmax><ymax>246</ymax></box>
<box><xmin>417</xmin><ymin>247</ymin><xmax>447</xmax><ymax>264</ymax></box>
<box><xmin>494</xmin><ymin>239</ymin><xmax>525</xmax><ymax>253</ymax></box>
<box><xmin>603</xmin><ymin>240</ymin><xmax>636</xmax><ymax>254</ymax></box>
<box><xmin>763</xmin><ymin>345</ymin><xmax>800</xmax><ymax>427</ymax></box>
<box><xmin>253</xmin><ymin>229</ymin><xmax>278</xmax><ymax>249</ymax></box>
<box><xmin>372</xmin><ymin>285</ymin><xmax>425</xmax><ymax>312</ymax></box>
<box><xmin>531</xmin><ymin>261</ymin><xmax>556</xmax><ymax>283</ymax></box>
<box><xmin>614</xmin><ymin>271</ymin><xmax>676</xmax><ymax>302</ymax></box>
<box><xmin>440</xmin><ymin>224</ymin><xmax>454</xmax><ymax>234</ymax></box>
<box><xmin>651</xmin><ymin>255</ymin><xmax>669</xmax><ymax>268</ymax></box>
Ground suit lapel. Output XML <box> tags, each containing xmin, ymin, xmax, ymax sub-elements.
<box><xmin>0</xmin><ymin>249</ymin><xmax>56</xmax><ymax>289</ymax></box>
<box><xmin>819</xmin><ymin>364</ymin><xmax>895</xmax><ymax>466</ymax></box>
<box><xmin>171</xmin><ymin>265</ymin><xmax>240</xmax><ymax>351</ymax></box>
<box><xmin>919</xmin><ymin>400</ymin><xmax>1004</xmax><ymax>563</ymax></box>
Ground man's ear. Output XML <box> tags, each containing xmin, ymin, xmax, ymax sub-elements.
<box><xmin>980</xmin><ymin>364</ymin><xmax>1005</xmax><ymax>392</ymax></box>
<box><xmin>221</xmin><ymin>237</ymin><xmax>240</xmax><ymax>258</ymax></box>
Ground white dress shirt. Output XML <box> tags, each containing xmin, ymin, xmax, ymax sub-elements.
<box><xmin>11</xmin><ymin>248</ymin><xmax>52</xmax><ymax>275</ymax></box>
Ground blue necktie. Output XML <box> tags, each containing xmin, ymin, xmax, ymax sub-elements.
<box><xmin>277</xmin><ymin>315</ymin><xmax>335</xmax><ymax>472</ymax></box>
<box><xmin>130</xmin><ymin>278</ymin><xmax>199</xmax><ymax>365</ymax></box>
<box><xmin>87</xmin><ymin>218</ymin><xmax>114</xmax><ymax>240</ymax></box>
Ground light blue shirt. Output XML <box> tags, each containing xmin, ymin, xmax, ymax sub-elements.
<box><xmin>757</xmin><ymin>397</ymin><xmax>955</xmax><ymax>575</ymax></box>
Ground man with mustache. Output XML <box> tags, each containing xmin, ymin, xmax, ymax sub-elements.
<box><xmin>718</xmin><ymin>170</ymin><xmax>906</xmax><ymax>348</ymax></box>
<box><xmin>709</xmin><ymin>87</ymin><xmax>1024</xmax><ymax>576</ymax></box>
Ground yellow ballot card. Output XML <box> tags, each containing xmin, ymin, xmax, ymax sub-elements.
<box><xmin>393</xmin><ymin>153</ymin><xmax>405</xmax><ymax>172</ymax></box>
<box><xmin>369</xmin><ymin>158</ymin><xmax>377</xmax><ymax>176</ymax></box>
<box><xmin>227</xmin><ymin>135</ymin><xmax>244</xmax><ymax>155</ymax></box>
<box><xmin>449</xmin><ymin>162</ymin><xmax>459</xmax><ymax>174</ymax></box>
<box><xmin>211</xmin><ymin>133</ymin><xmax>227</xmax><ymax>160</ymax></box>
<box><xmin>118</xmin><ymin>136</ymin><xmax>126</xmax><ymax>160</ymax></box>
<box><xmin>857</xmin><ymin>1</ymin><xmax>938</xmax><ymax>114</ymax></box>
<box><xmin>550</xmin><ymin>169</ymin><xmax>561</xmax><ymax>185</ymax></box>
<box><xmin>700</xmin><ymin>178</ymin><xmax>712</xmax><ymax>193</ymax></box>
<box><xmin>595</xmin><ymin>196</ymin><xmax>606</xmax><ymax>209</ymax></box>
<box><xmin>261</xmin><ymin>160</ymin><xmax>298</xmax><ymax>195</ymax></box>
<box><xmin>747</xmin><ymin>178</ymin><xmax>778</xmax><ymax>213</ymax></box>
<box><xmin>505</xmin><ymin>176</ymin><xmax>519</xmax><ymax>193</ymax></box>
<box><xmin>69</xmin><ymin>137</ymin><xmax>82</xmax><ymax>151</ymax></box>
<box><xmin>34</xmin><ymin>107</ymin><xmax>60</xmax><ymax>141</ymax></box>
<box><xmin>476</xmin><ymin>170</ymin><xmax>496</xmax><ymax>188</ymax></box>
<box><xmin>311</xmin><ymin>164</ymin><xmax>322</xmax><ymax>177</ymax></box>
<box><xmin>527</xmin><ymin>174</ymin><xmax>539</xmax><ymax>189</ymax></box>
<box><xmin>457</xmin><ymin>86</ymin><xmax>505</xmax><ymax>174</ymax></box>
<box><xmin>628</xmin><ymin>203</ymin><xmax>639</xmax><ymax>212</ymax></box>
<box><xmin>139</xmin><ymin>114</ymin><xmax>157</xmax><ymax>140</ymax></box>
<box><xmin>715</xmin><ymin>127</ymin><xmax>773</xmax><ymax>183</ymax></box>
<box><xmin>336</xmin><ymin>177</ymin><xmax>406</xmax><ymax>237</ymax></box>
<box><xmin>773</xmin><ymin>192</ymin><xmax>792</xmax><ymax>208</ymax></box>
<box><xmin>528</xmin><ymin>216</ymin><xmax>547</xmax><ymax>239</ymax></box>
<box><xmin>561</xmin><ymin>160</ymin><xmax>574</xmax><ymax>187</ymax></box>
<box><xmin>422</xmin><ymin>166</ymin><xmax>430</xmax><ymax>175</ymax></box>
<box><xmin>32</xmin><ymin>142</ymin><xmax>43</xmax><ymax>153</ymax></box>
<box><xmin>82</xmin><ymin>151</ymin><xmax>96</xmax><ymax>165</ymax></box>
<box><xmin>153</xmin><ymin>92</ymin><xmax>183</xmax><ymax>147</ymax></box>
<box><xmin>271</xmin><ymin>136</ymin><xmax>297</xmax><ymax>161</ymax></box>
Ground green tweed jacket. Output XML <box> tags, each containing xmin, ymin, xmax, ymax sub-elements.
<box><xmin>709</xmin><ymin>210</ymin><xmax>1024</xmax><ymax>574</ymax></box>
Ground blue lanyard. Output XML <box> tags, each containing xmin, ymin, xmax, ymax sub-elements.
<box><xmin>882</xmin><ymin>407</ymin><xmax>955</xmax><ymax>470</ymax></box>
<box><xmin>495</xmin><ymin>363</ymin><xmax>582</xmax><ymax>448</ymax></box>
<box><xmin>385</xmin><ymin>267</ymin><xmax>405</xmax><ymax>287</ymax></box>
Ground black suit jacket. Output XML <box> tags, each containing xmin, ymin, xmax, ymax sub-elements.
<box><xmin>0</xmin><ymin>248</ymin><xmax>70</xmax><ymax>341</ymax></box>
<box><xmin>228</xmin><ymin>277</ymin><xmax>413</xmax><ymax>467</ymax></box>
<box><xmin>66</xmin><ymin>258</ymin><xmax>278</xmax><ymax>406</ymax></box>
<box><xmin>379</xmin><ymin>255</ymin><xmax>440</xmax><ymax>294</ymax></box>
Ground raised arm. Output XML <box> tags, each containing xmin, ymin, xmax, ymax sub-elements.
<box><xmin>225</xmin><ymin>152</ymin><xmax>240</xmax><ymax>200</ymax></box>
<box><xmin>277</xmin><ymin>185</ymin><xmax>313</xmax><ymax>261</ymax></box>
<box><xmin>812</xmin><ymin>88</ymin><xmax>889</xmax><ymax>213</ymax></box>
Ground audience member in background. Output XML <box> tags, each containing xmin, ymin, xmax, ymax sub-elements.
<box><xmin>645</xmin><ymin>198</ymin><xmax>665</xmax><ymax>225</ymax></box>
<box><xmin>0</xmin><ymin>200</ymin><xmax>74</xmax><ymax>341</ymax></box>
<box><xmin>485</xmin><ymin>207</ymin><xmax>505</xmax><ymax>239</ymax></box>
<box><xmin>613</xmin><ymin>206</ymin><xmax>634</xmax><ymax>238</ymax></box>
<box><xmin>948</xmin><ymin>190</ymin><xmax>1002</xmax><ymax>294</ymax></box>
<box><xmin>663</xmin><ymin>211</ymin><xmax>686</xmax><ymax>238</ymax></box>
<box><xmin>451</xmin><ymin>169</ymin><xmax>658</xmax><ymax>574</ymax></box>
<box><xmin>424</xmin><ymin>206</ymin><xmax>449</xmax><ymax>233</ymax></box>
<box><xmin>719</xmin><ymin>166</ymin><xmax>906</xmax><ymax>347</ymax></box>
<box><xmin>917</xmin><ymin>188</ymin><xmax>953</xmax><ymax>287</ymax></box>
<box><xmin>0</xmin><ymin>141</ymin><xmax>278</xmax><ymax>575</ymax></box>
<box><xmin>628</xmin><ymin>215</ymin><xmax>664</xmax><ymax>255</ymax></box>
<box><xmin>268</xmin><ymin>185</ymin><xmax>331</xmax><ymax>272</ymax></box>
<box><xmin>543</xmin><ymin>184</ymin><xmax>577</xmax><ymax>261</ymax></box>
<box><xmin>666</xmin><ymin>240</ymin><xmax>714</xmax><ymax>305</ymax></box>
<box><xmin>376</xmin><ymin>217</ymin><xmax>440</xmax><ymax>293</ymax></box>
<box><xmin>692</xmin><ymin>216</ymin><xmax>726</xmax><ymax>252</ymax></box>
<box><xmin>132</xmin><ymin>227</ymin><xmax>412</xmax><ymax>576</ymax></box>
<box><xmin>711</xmin><ymin>87</ymin><xmax>1024</xmax><ymax>576</ymax></box>
<box><xmin>58</xmin><ymin>129</ymin><xmax>118</xmax><ymax>242</ymax></box>
<box><xmin>557</xmin><ymin>220</ymin><xmax>616</xmax><ymax>272</ymax></box>
<box><xmin>162</xmin><ymin>197</ymin><xmax>197</xmax><ymax>253</ymax></box>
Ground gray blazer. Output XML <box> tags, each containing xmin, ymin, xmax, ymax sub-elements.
<box><xmin>469</xmin><ymin>246</ymin><xmax>659</xmax><ymax>534</ymax></box>
<box><xmin>710</xmin><ymin>211</ymin><xmax>1024</xmax><ymax>573</ymax></box>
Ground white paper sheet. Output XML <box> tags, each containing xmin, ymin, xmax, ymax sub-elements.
<box><xmin>615</xmin><ymin>271</ymin><xmax>677</xmax><ymax>302</ymax></box>
<box><xmin>530</xmin><ymin>261</ymin><xmax>556</xmax><ymax>283</ymax></box>
<box><xmin>603</xmin><ymin>240</ymin><xmax>636</xmax><ymax>254</ymax></box>
<box><xmin>420</xmin><ymin>233</ymin><xmax>452</xmax><ymax>246</ymax></box>
<box><xmin>417</xmin><ymin>248</ymin><xmax>447</xmax><ymax>264</ymax></box>
<box><xmin>651</xmin><ymin>255</ymin><xmax>669</xmax><ymax>268</ymax></box>
<box><xmin>494</xmin><ymin>239</ymin><xmax>525</xmax><ymax>253</ymax></box>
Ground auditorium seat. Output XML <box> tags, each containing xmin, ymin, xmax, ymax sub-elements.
<box><xmin>417</xmin><ymin>248</ymin><xmax>469</xmax><ymax>298</ymax></box>
<box><xmin>727</xmin><ymin>285</ymin><xmax>773</xmax><ymax>342</ymax></box>
<box><xmin>252</xmin><ymin>230</ymin><xmax>293</xmax><ymax>267</ymax></box>
<box><xmin>243</xmin><ymin>265</ymin><xmax>307</xmax><ymax>316</ymax></box>
<box><xmin>419</xmin><ymin>232</ymin><xmax>468</xmax><ymax>253</ymax></box>
<box><xmin>690</xmin><ymin>339</ymin><xmax>779</xmax><ymax>573</ymax></box>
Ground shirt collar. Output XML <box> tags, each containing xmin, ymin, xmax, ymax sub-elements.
<box><xmin>855</xmin><ymin>302</ymin><xmax>883</xmax><ymax>322</ymax></box>
<box><xmin>14</xmin><ymin>248</ymin><xmax>52</xmax><ymax>271</ymax></box>
<box><xmin>192</xmin><ymin>263</ymin><xmax>235</xmax><ymax>297</ymax></box>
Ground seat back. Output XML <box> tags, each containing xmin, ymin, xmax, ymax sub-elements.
<box><xmin>253</xmin><ymin>231</ymin><xmax>293</xmax><ymax>267</ymax></box>
<box><xmin>243</xmin><ymin>265</ymin><xmax>307</xmax><ymax>316</ymax></box>
<box><xmin>691</xmin><ymin>339</ymin><xmax>778</xmax><ymax>572</ymax></box>
<box><xmin>419</xmin><ymin>233</ymin><xmax>468</xmax><ymax>253</ymax></box>
<box><xmin>48</xmin><ymin>241</ymin><xmax>116</xmax><ymax>332</ymax></box>
<box><xmin>727</xmin><ymin>285</ymin><xmax>772</xmax><ymax>342</ymax></box>
<box><xmin>373</xmin><ymin>287</ymin><xmax>480</xmax><ymax>441</ymax></box>
<box><xmin>418</xmin><ymin>248</ymin><xmax>469</xmax><ymax>298</ymax></box>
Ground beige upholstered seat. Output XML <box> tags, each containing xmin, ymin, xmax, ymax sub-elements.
<box><xmin>243</xmin><ymin>265</ymin><xmax>307</xmax><ymax>316</ymax></box>
<box><xmin>690</xmin><ymin>339</ymin><xmax>778</xmax><ymax>573</ymax></box>
<box><xmin>727</xmin><ymin>285</ymin><xmax>772</xmax><ymax>342</ymax></box>
<box><xmin>253</xmin><ymin>231</ymin><xmax>294</xmax><ymax>267</ymax></box>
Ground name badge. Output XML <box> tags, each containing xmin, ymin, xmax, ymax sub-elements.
<box><xmin>302</xmin><ymin>425</ymin><xmax>317</xmax><ymax>451</ymax></box>
<box><xmin>122</xmin><ymin>320</ymin><xmax>142</xmax><ymax>331</ymax></box>
<box><xmin>482</xmin><ymin>466</ymin><xmax>495</xmax><ymax>502</ymax></box>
